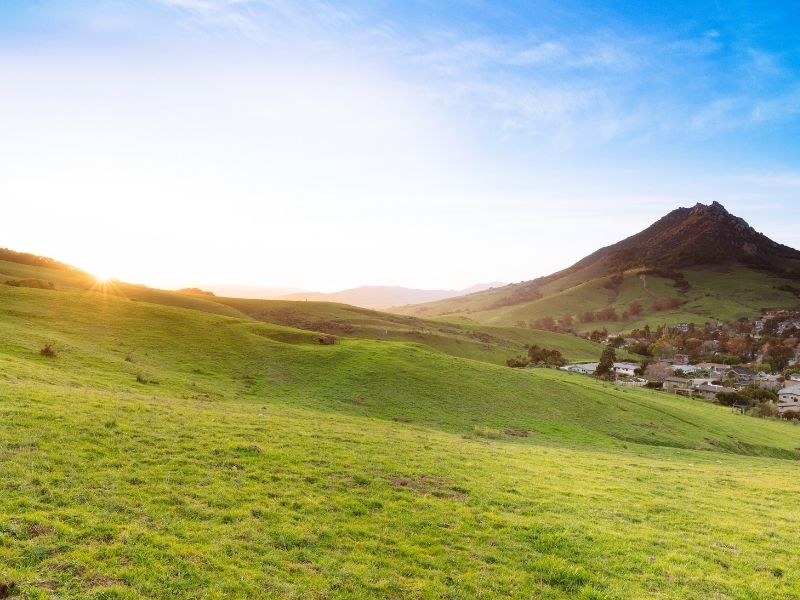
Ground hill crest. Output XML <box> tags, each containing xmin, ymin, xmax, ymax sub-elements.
<box><xmin>557</xmin><ymin>201</ymin><xmax>800</xmax><ymax>281</ymax></box>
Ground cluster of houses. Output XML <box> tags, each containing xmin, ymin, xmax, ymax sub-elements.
<box><xmin>560</xmin><ymin>359</ymin><xmax>800</xmax><ymax>415</ymax></box>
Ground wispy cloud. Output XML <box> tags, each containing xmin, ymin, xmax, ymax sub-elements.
<box><xmin>141</xmin><ymin>1</ymin><xmax>800</xmax><ymax>149</ymax></box>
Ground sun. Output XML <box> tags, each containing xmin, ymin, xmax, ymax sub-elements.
<box><xmin>93</xmin><ymin>272</ymin><xmax>114</xmax><ymax>284</ymax></box>
<box><xmin>88</xmin><ymin>268</ymin><xmax>120</xmax><ymax>295</ymax></box>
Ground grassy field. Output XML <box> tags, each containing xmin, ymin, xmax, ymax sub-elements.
<box><xmin>398</xmin><ymin>267</ymin><xmax>800</xmax><ymax>331</ymax></box>
<box><xmin>0</xmin><ymin>258</ymin><xmax>608</xmax><ymax>366</ymax></box>
<box><xmin>2</xmin><ymin>270</ymin><xmax>800</xmax><ymax>598</ymax></box>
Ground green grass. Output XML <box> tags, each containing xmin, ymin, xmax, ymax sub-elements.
<box><xmin>207</xmin><ymin>296</ymin><xmax>607</xmax><ymax>364</ymax></box>
<box><xmin>2</xmin><ymin>272</ymin><xmax>800</xmax><ymax>598</ymax></box>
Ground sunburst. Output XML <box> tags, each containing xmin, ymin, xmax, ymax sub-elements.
<box><xmin>88</xmin><ymin>272</ymin><xmax>120</xmax><ymax>295</ymax></box>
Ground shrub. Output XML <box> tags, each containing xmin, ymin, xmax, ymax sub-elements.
<box><xmin>780</xmin><ymin>410</ymin><xmax>800</xmax><ymax>421</ymax></box>
<box><xmin>40</xmin><ymin>343</ymin><xmax>57</xmax><ymax>358</ymax></box>
<box><xmin>317</xmin><ymin>335</ymin><xmax>336</xmax><ymax>345</ymax></box>
<box><xmin>506</xmin><ymin>356</ymin><xmax>529</xmax><ymax>368</ymax></box>
<box><xmin>527</xmin><ymin>345</ymin><xmax>567</xmax><ymax>367</ymax></box>
<box><xmin>715</xmin><ymin>391</ymin><xmax>749</xmax><ymax>407</ymax></box>
<box><xmin>752</xmin><ymin>402</ymin><xmax>778</xmax><ymax>418</ymax></box>
<box><xmin>5</xmin><ymin>278</ymin><xmax>55</xmax><ymax>290</ymax></box>
<box><xmin>472</xmin><ymin>425</ymin><xmax>502</xmax><ymax>439</ymax></box>
<box><xmin>530</xmin><ymin>316</ymin><xmax>556</xmax><ymax>331</ymax></box>
<box><xmin>596</xmin><ymin>306</ymin><xmax>618</xmax><ymax>321</ymax></box>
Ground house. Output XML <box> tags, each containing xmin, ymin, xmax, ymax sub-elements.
<box><xmin>673</xmin><ymin>354</ymin><xmax>690</xmax><ymax>366</ymax></box>
<box><xmin>789</xmin><ymin>374</ymin><xmax>800</xmax><ymax>383</ymax></box>
<box><xmin>753</xmin><ymin>373</ymin><xmax>783</xmax><ymax>391</ymax></box>
<box><xmin>777</xmin><ymin>387</ymin><xmax>800</xmax><ymax>413</ymax></box>
<box><xmin>692</xmin><ymin>384</ymin><xmax>734</xmax><ymax>401</ymax></box>
<box><xmin>671</xmin><ymin>364</ymin><xmax>702</xmax><ymax>374</ymax></box>
<box><xmin>725</xmin><ymin>367</ymin><xmax>756</xmax><ymax>387</ymax></box>
<box><xmin>673</xmin><ymin>323</ymin><xmax>691</xmax><ymax>333</ymax></box>
<box><xmin>663</xmin><ymin>377</ymin><xmax>691</xmax><ymax>393</ymax></box>
<box><xmin>561</xmin><ymin>363</ymin><xmax>598</xmax><ymax>375</ymax></box>
<box><xmin>697</xmin><ymin>362</ymin><xmax>727</xmax><ymax>376</ymax></box>
<box><xmin>613</xmin><ymin>362</ymin><xmax>640</xmax><ymax>377</ymax></box>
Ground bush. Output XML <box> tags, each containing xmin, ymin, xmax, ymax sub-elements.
<box><xmin>752</xmin><ymin>402</ymin><xmax>778</xmax><ymax>418</ymax></box>
<box><xmin>780</xmin><ymin>410</ymin><xmax>800</xmax><ymax>421</ymax></box>
<box><xmin>527</xmin><ymin>345</ymin><xmax>566</xmax><ymax>367</ymax></box>
<box><xmin>530</xmin><ymin>316</ymin><xmax>556</xmax><ymax>331</ymax></box>
<box><xmin>5</xmin><ymin>278</ymin><xmax>55</xmax><ymax>290</ymax></box>
<box><xmin>715</xmin><ymin>391</ymin><xmax>749</xmax><ymax>407</ymax></box>
<box><xmin>317</xmin><ymin>335</ymin><xmax>336</xmax><ymax>345</ymax></box>
<box><xmin>506</xmin><ymin>356</ymin><xmax>529</xmax><ymax>368</ymax></box>
<box><xmin>472</xmin><ymin>425</ymin><xmax>502</xmax><ymax>439</ymax></box>
<box><xmin>40</xmin><ymin>343</ymin><xmax>57</xmax><ymax>358</ymax></box>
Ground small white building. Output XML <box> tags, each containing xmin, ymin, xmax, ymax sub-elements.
<box><xmin>613</xmin><ymin>362</ymin><xmax>640</xmax><ymax>377</ymax></box>
<box><xmin>777</xmin><ymin>387</ymin><xmax>800</xmax><ymax>413</ymax></box>
<box><xmin>561</xmin><ymin>363</ymin><xmax>598</xmax><ymax>375</ymax></box>
<box><xmin>671</xmin><ymin>364</ymin><xmax>702</xmax><ymax>374</ymax></box>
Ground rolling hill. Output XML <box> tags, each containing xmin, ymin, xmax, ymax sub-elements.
<box><xmin>397</xmin><ymin>202</ymin><xmax>800</xmax><ymax>330</ymax></box>
<box><xmin>0</xmin><ymin>253</ymin><xmax>599</xmax><ymax>366</ymax></box>
<box><xmin>2</xmin><ymin>255</ymin><xmax>800</xmax><ymax>598</ymax></box>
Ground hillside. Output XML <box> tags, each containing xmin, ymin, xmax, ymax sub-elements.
<box><xmin>398</xmin><ymin>203</ymin><xmax>800</xmax><ymax>329</ymax></box>
<box><xmin>0</xmin><ymin>256</ymin><xmax>600</xmax><ymax>366</ymax></box>
<box><xmin>2</xmin><ymin>263</ymin><xmax>800</xmax><ymax>598</ymax></box>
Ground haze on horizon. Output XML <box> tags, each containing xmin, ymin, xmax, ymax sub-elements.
<box><xmin>2</xmin><ymin>1</ymin><xmax>800</xmax><ymax>293</ymax></box>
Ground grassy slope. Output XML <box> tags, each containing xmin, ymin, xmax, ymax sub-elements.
<box><xmin>0</xmin><ymin>259</ymin><xmax>605</xmax><ymax>365</ymax></box>
<box><xmin>208</xmin><ymin>297</ymin><xmax>607</xmax><ymax>364</ymax></box>
<box><xmin>399</xmin><ymin>267</ymin><xmax>800</xmax><ymax>331</ymax></box>
<box><xmin>2</xmin><ymin>284</ymin><xmax>800</xmax><ymax>598</ymax></box>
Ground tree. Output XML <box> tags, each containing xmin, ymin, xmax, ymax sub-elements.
<box><xmin>527</xmin><ymin>345</ymin><xmax>566</xmax><ymax>367</ymax></box>
<box><xmin>596</xmin><ymin>306</ymin><xmax>619</xmax><ymax>321</ymax></box>
<box><xmin>608</xmin><ymin>336</ymin><xmax>625</xmax><ymax>348</ymax></box>
<box><xmin>715</xmin><ymin>391</ymin><xmax>749</xmax><ymax>407</ymax></box>
<box><xmin>595</xmin><ymin>346</ymin><xmax>616</xmax><ymax>380</ymax></box>
<box><xmin>530</xmin><ymin>316</ymin><xmax>556</xmax><ymax>331</ymax></box>
<box><xmin>763</xmin><ymin>341</ymin><xmax>795</xmax><ymax>372</ymax></box>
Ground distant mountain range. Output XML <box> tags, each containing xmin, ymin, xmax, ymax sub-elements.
<box><xmin>201</xmin><ymin>284</ymin><xmax>305</xmax><ymax>299</ymax></box>
<box><xmin>397</xmin><ymin>202</ymin><xmax>800</xmax><ymax>328</ymax></box>
<box><xmin>278</xmin><ymin>283</ymin><xmax>505</xmax><ymax>309</ymax></box>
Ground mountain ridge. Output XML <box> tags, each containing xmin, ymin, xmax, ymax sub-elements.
<box><xmin>396</xmin><ymin>203</ymin><xmax>800</xmax><ymax>327</ymax></box>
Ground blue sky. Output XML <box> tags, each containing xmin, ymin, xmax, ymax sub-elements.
<box><xmin>1</xmin><ymin>1</ymin><xmax>799</xmax><ymax>290</ymax></box>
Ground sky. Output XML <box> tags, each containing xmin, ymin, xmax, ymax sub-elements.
<box><xmin>1</xmin><ymin>0</ymin><xmax>800</xmax><ymax>292</ymax></box>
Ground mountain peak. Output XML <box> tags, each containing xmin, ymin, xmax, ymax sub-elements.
<box><xmin>562</xmin><ymin>203</ymin><xmax>800</xmax><ymax>279</ymax></box>
<box><xmin>690</xmin><ymin>201</ymin><xmax>727</xmax><ymax>215</ymax></box>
